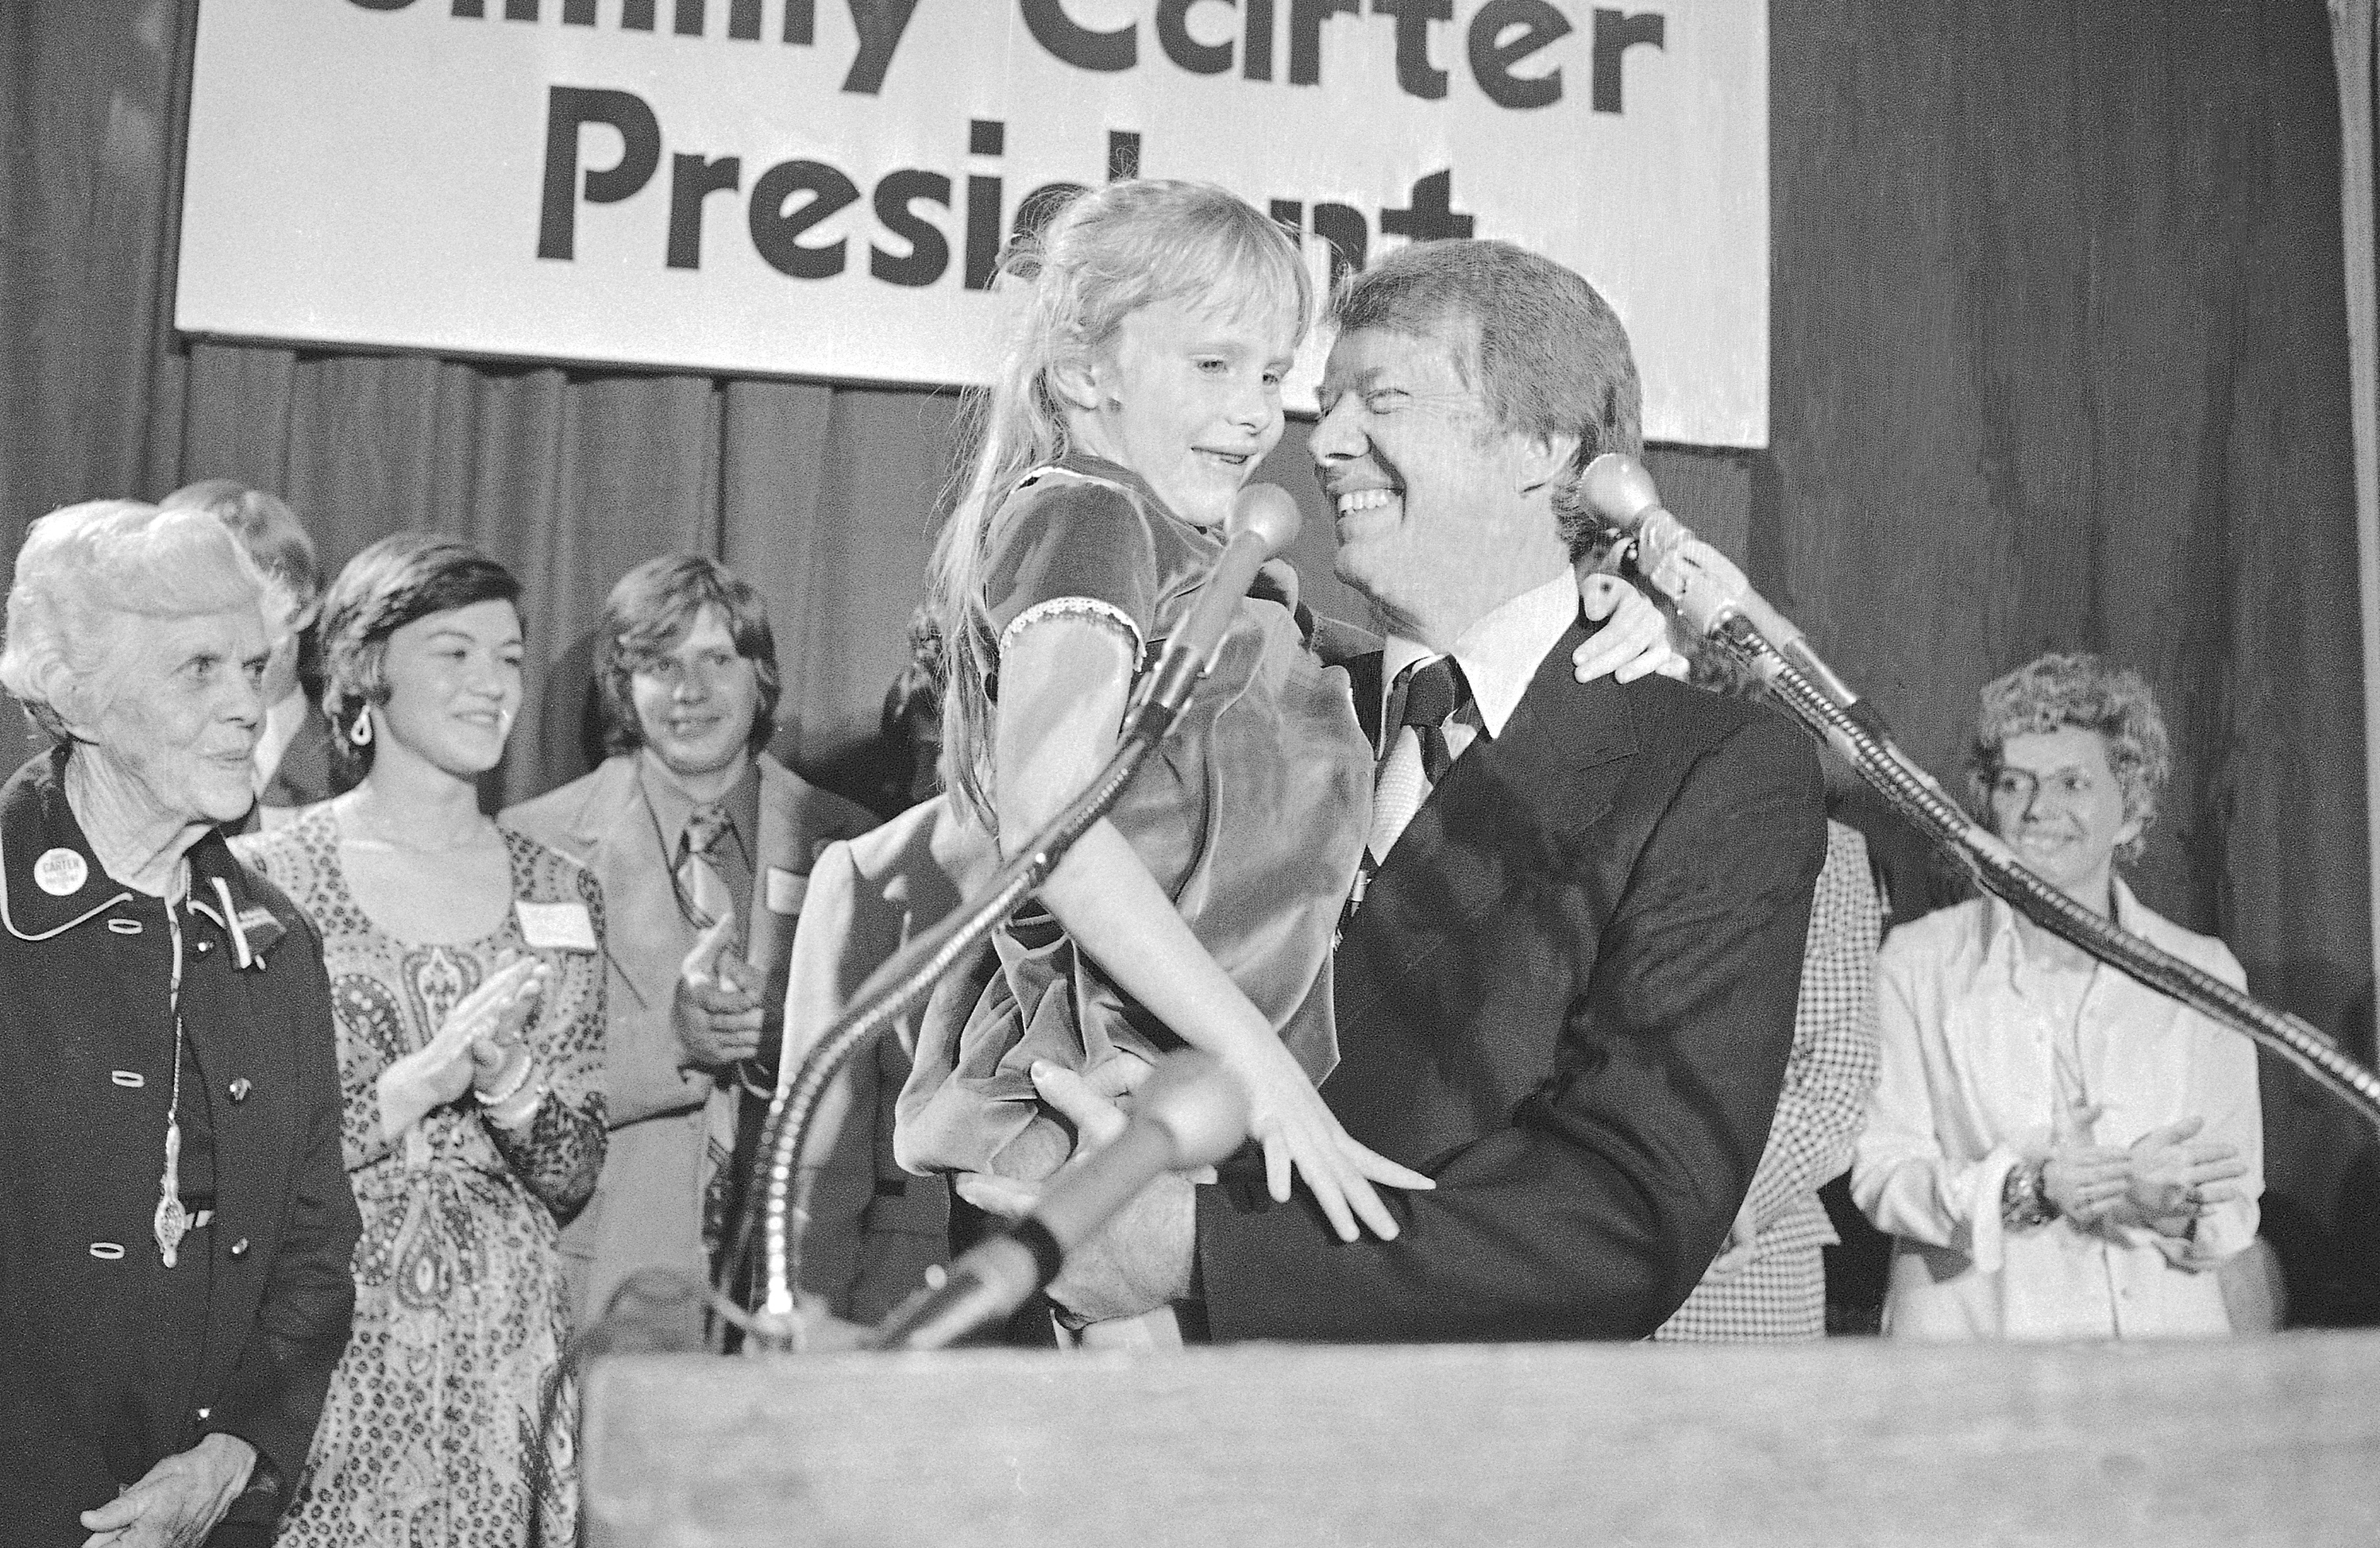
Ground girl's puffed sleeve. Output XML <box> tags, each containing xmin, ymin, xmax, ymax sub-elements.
<box><xmin>981</xmin><ymin>474</ymin><xmax>1163</xmax><ymax>668</ymax></box>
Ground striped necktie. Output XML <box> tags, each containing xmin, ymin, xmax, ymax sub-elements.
<box><xmin>679</xmin><ymin>801</ymin><xmax>743</xmax><ymax>1258</ymax></box>
<box><xmin>676</xmin><ymin>802</ymin><xmax>735</xmax><ymax>931</ymax></box>
<box><xmin>1368</xmin><ymin>654</ymin><xmax>1466</xmax><ymax>863</ymax></box>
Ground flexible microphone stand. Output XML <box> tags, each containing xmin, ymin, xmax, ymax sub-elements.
<box><xmin>1584</xmin><ymin>454</ymin><xmax>2380</xmax><ymax>1137</ymax></box>
<box><xmin>723</xmin><ymin>487</ymin><xmax>1305</xmax><ymax>1348</ymax></box>
<box><xmin>727</xmin><ymin>712</ymin><xmax>1159</xmax><ymax>1345</ymax></box>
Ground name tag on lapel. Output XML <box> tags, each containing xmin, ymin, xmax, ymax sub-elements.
<box><xmin>765</xmin><ymin>867</ymin><xmax>806</xmax><ymax>916</ymax></box>
<box><xmin>515</xmin><ymin>901</ymin><xmax>598</xmax><ymax>952</ymax></box>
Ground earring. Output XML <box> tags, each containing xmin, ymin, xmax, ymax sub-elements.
<box><xmin>349</xmin><ymin>705</ymin><xmax>373</xmax><ymax>747</ymax></box>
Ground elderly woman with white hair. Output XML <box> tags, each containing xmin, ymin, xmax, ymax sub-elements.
<box><xmin>159</xmin><ymin>478</ymin><xmax>354</xmax><ymax>830</ymax></box>
<box><xmin>0</xmin><ymin>500</ymin><xmax>362</xmax><ymax>1545</ymax></box>
<box><xmin>1852</xmin><ymin>652</ymin><xmax>2262</xmax><ymax>1339</ymax></box>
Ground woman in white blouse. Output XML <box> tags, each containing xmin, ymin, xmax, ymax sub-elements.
<box><xmin>1851</xmin><ymin>653</ymin><xmax>2260</xmax><ymax>1340</ymax></box>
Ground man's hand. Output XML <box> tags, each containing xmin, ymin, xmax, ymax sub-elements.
<box><xmin>1702</xmin><ymin>1195</ymin><xmax>1762</xmax><ymax>1280</ymax></box>
<box><xmin>951</xmin><ymin>1058</ymin><xmax>1194</xmax><ymax>1326</ymax></box>
<box><xmin>79</xmin><ymin>1433</ymin><xmax>256</xmax><ymax>1547</ymax></box>
<box><xmin>674</xmin><ymin>910</ymin><xmax>765</xmax><ymax>1071</ymax></box>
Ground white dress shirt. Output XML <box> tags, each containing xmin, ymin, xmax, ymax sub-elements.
<box><xmin>1851</xmin><ymin>881</ymin><xmax>2262</xmax><ymax>1340</ymax></box>
<box><xmin>251</xmin><ymin>686</ymin><xmax>310</xmax><ymax>795</ymax></box>
<box><xmin>1367</xmin><ymin>569</ymin><xmax>1580</xmax><ymax>863</ymax></box>
<box><xmin>1379</xmin><ymin>569</ymin><xmax>1580</xmax><ymax>755</ymax></box>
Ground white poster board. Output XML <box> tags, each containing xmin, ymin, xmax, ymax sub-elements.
<box><xmin>177</xmin><ymin>0</ymin><xmax>1767</xmax><ymax>446</ymax></box>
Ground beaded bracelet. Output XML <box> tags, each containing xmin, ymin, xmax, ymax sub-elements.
<box><xmin>474</xmin><ymin>1052</ymin><xmax>535</xmax><ymax>1109</ymax></box>
<box><xmin>484</xmin><ymin>1082</ymin><xmax>546</xmax><ymax>1129</ymax></box>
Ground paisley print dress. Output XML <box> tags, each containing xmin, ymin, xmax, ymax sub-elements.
<box><xmin>237</xmin><ymin>809</ymin><xmax>606</xmax><ymax>1546</ymax></box>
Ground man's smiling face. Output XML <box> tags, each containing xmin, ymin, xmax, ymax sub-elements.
<box><xmin>630</xmin><ymin>604</ymin><xmax>762</xmax><ymax>782</ymax></box>
<box><xmin>1311</xmin><ymin>318</ymin><xmax>1557</xmax><ymax>643</ymax></box>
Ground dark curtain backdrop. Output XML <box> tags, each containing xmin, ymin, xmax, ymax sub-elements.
<box><xmin>5</xmin><ymin>1</ymin><xmax>2373</xmax><ymax>1307</ymax></box>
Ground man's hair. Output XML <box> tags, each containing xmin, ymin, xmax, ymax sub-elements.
<box><xmin>1328</xmin><ymin>239</ymin><xmax>1642</xmax><ymax>558</ymax></box>
<box><xmin>596</xmin><ymin>554</ymin><xmax>781</xmax><ymax>758</ymax></box>
<box><xmin>1966</xmin><ymin>651</ymin><xmax>2172</xmax><ymax>866</ymax></box>
<box><xmin>160</xmin><ymin>479</ymin><xmax>322</xmax><ymax>613</ymax></box>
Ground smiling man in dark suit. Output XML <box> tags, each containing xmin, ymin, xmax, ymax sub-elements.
<box><xmin>972</xmin><ymin>238</ymin><xmax>1829</xmax><ymax>1341</ymax></box>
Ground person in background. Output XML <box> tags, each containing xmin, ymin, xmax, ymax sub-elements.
<box><xmin>1851</xmin><ymin>652</ymin><xmax>2261</xmax><ymax>1339</ymax></box>
<box><xmin>777</xmin><ymin>614</ymin><xmax>976</xmax><ymax>1330</ymax></box>
<box><xmin>1647</xmin><ymin>640</ymin><xmax>1884</xmax><ymax>1342</ymax></box>
<box><xmin>1655</xmin><ymin>815</ymin><xmax>1881</xmax><ymax>1341</ymax></box>
<box><xmin>503</xmin><ymin>555</ymin><xmax>878</xmax><ymax>1334</ymax></box>
<box><xmin>876</xmin><ymin>604</ymin><xmax>944</xmax><ymax>816</ymax></box>
<box><xmin>159</xmin><ymin>479</ymin><xmax>352</xmax><ymax>829</ymax></box>
<box><xmin>237</xmin><ymin>533</ymin><xmax>608</xmax><ymax>1543</ymax></box>
<box><xmin>0</xmin><ymin>500</ymin><xmax>360</xmax><ymax>1546</ymax></box>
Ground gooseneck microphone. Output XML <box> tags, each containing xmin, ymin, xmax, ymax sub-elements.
<box><xmin>1121</xmin><ymin>483</ymin><xmax>1303</xmax><ymax>743</ymax></box>
<box><xmin>1582</xmin><ymin>454</ymin><xmax>2380</xmax><ymax>1140</ymax></box>
<box><xmin>1582</xmin><ymin>453</ymin><xmax>1877</xmax><ymax>734</ymax></box>
<box><xmin>868</xmin><ymin>1051</ymin><xmax>1251</xmax><ymax>1352</ymax></box>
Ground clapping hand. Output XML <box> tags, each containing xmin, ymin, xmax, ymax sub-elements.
<box><xmin>438</xmin><ymin>954</ymin><xmax>549</xmax><ymax>1098</ymax></box>
<box><xmin>2035</xmin><ymin>1098</ymin><xmax>2129</xmax><ymax>1227</ymax></box>
<box><xmin>376</xmin><ymin>955</ymin><xmax>550</xmax><ymax>1140</ymax></box>
<box><xmin>2113</xmin><ymin>1116</ymin><xmax>2247</xmax><ymax>1237</ymax></box>
<box><xmin>674</xmin><ymin>910</ymin><xmax>766</xmax><ymax>1071</ymax></box>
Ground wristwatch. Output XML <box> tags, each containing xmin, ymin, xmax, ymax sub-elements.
<box><xmin>2001</xmin><ymin>1160</ymin><xmax>2058</xmax><ymax>1230</ymax></box>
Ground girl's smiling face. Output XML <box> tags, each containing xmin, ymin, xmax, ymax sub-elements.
<box><xmin>376</xmin><ymin>598</ymin><xmax>525</xmax><ymax>778</ymax></box>
<box><xmin>1068</xmin><ymin>292</ymin><xmax>1298</xmax><ymax>530</ymax></box>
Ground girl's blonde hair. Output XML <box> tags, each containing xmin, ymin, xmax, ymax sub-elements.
<box><xmin>926</xmin><ymin>179</ymin><xmax>1310</xmax><ymax>827</ymax></box>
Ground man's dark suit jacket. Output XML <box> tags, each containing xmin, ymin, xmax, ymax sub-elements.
<box><xmin>1195</xmin><ymin>615</ymin><xmax>1827</xmax><ymax>1341</ymax></box>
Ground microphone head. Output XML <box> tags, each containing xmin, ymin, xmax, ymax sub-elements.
<box><xmin>1228</xmin><ymin>483</ymin><xmax>1304</xmax><ymax>559</ymax></box>
<box><xmin>1138</xmin><ymin>1051</ymin><xmax>1253</xmax><ymax>1170</ymax></box>
<box><xmin>1580</xmin><ymin>453</ymin><xmax>1663</xmax><ymax>534</ymax></box>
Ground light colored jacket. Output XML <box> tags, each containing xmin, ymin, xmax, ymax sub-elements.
<box><xmin>1852</xmin><ymin>882</ymin><xmax>2262</xmax><ymax>1341</ymax></box>
<box><xmin>503</xmin><ymin>751</ymin><xmax>874</xmax><ymax>1322</ymax></box>
<box><xmin>779</xmin><ymin>797</ymin><xmax>996</xmax><ymax>1323</ymax></box>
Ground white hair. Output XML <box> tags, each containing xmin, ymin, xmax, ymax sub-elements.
<box><xmin>0</xmin><ymin>500</ymin><xmax>270</xmax><ymax>745</ymax></box>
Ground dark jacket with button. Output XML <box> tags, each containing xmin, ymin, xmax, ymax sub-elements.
<box><xmin>1196</xmin><ymin>621</ymin><xmax>1827</xmax><ymax>1340</ymax></box>
<box><xmin>0</xmin><ymin>750</ymin><xmax>361</xmax><ymax>1545</ymax></box>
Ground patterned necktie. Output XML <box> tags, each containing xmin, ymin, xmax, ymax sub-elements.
<box><xmin>679</xmin><ymin>802</ymin><xmax>742</xmax><ymax>1258</ymax></box>
<box><xmin>1367</xmin><ymin>654</ymin><xmax>1471</xmax><ymax>870</ymax></box>
<box><xmin>676</xmin><ymin>803</ymin><xmax>735</xmax><ymax>932</ymax></box>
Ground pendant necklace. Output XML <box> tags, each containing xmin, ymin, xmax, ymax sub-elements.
<box><xmin>152</xmin><ymin>878</ymin><xmax>190</xmax><ymax>1269</ymax></box>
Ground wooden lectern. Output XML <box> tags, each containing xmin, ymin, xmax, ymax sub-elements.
<box><xmin>583</xmin><ymin>1331</ymin><xmax>2380</xmax><ymax>1545</ymax></box>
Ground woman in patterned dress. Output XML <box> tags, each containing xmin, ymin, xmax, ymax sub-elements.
<box><xmin>237</xmin><ymin>534</ymin><xmax>606</xmax><ymax>1545</ymax></box>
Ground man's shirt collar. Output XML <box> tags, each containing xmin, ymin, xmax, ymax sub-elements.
<box><xmin>636</xmin><ymin>747</ymin><xmax>760</xmax><ymax>854</ymax></box>
<box><xmin>252</xmin><ymin>686</ymin><xmax>309</xmax><ymax>793</ymax></box>
<box><xmin>1380</xmin><ymin>569</ymin><xmax>1579</xmax><ymax>745</ymax></box>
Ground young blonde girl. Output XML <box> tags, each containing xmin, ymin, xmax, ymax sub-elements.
<box><xmin>895</xmin><ymin>180</ymin><xmax>1428</xmax><ymax>1241</ymax></box>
